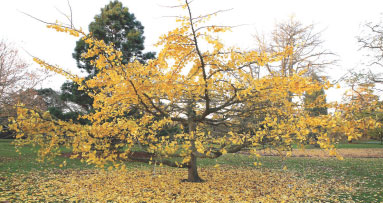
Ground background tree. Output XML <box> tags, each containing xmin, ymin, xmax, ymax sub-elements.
<box><xmin>303</xmin><ymin>72</ymin><xmax>328</xmax><ymax>146</ymax></box>
<box><xmin>358</xmin><ymin>16</ymin><xmax>383</xmax><ymax>83</ymax></box>
<box><xmin>36</xmin><ymin>88</ymin><xmax>90</xmax><ymax>124</ymax></box>
<box><xmin>336</xmin><ymin>15</ymin><xmax>383</xmax><ymax>143</ymax></box>
<box><xmin>254</xmin><ymin>17</ymin><xmax>335</xmax><ymax>105</ymax></box>
<box><xmin>254</xmin><ymin>17</ymin><xmax>336</xmax><ymax>77</ymax></box>
<box><xmin>304</xmin><ymin>72</ymin><xmax>327</xmax><ymax>116</ymax></box>
<box><xmin>0</xmin><ymin>40</ymin><xmax>47</xmax><ymax>138</ymax></box>
<box><xmin>341</xmin><ymin>15</ymin><xmax>383</xmax><ymax>141</ymax></box>
<box><xmin>11</xmin><ymin>1</ymin><xmax>359</xmax><ymax>182</ymax></box>
<box><xmin>368</xmin><ymin>111</ymin><xmax>383</xmax><ymax>144</ymax></box>
<box><xmin>58</xmin><ymin>0</ymin><xmax>155</xmax><ymax>121</ymax></box>
<box><xmin>254</xmin><ymin>17</ymin><xmax>333</xmax><ymax>146</ymax></box>
<box><xmin>340</xmin><ymin>81</ymin><xmax>381</xmax><ymax>142</ymax></box>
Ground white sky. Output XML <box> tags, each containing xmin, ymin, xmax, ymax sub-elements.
<box><xmin>1</xmin><ymin>0</ymin><xmax>383</xmax><ymax>102</ymax></box>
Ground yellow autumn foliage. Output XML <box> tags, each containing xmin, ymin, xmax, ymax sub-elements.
<box><xmin>8</xmin><ymin>0</ymin><xmax>382</xmax><ymax>182</ymax></box>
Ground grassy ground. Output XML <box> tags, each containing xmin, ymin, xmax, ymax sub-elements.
<box><xmin>213</xmin><ymin>155</ymin><xmax>383</xmax><ymax>202</ymax></box>
<box><xmin>1</xmin><ymin>139</ymin><xmax>382</xmax><ymax>202</ymax></box>
<box><xmin>291</xmin><ymin>140</ymin><xmax>383</xmax><ymax>149</ymax></box>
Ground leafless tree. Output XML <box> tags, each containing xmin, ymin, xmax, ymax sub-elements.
<box><xmin>358</xmin><ymin>16</ymin><xmax>383</xmax><ymax>83</ymax></box>
<box><xmin>254</xmin><ymin>16</ymin><xmax>337</xmax><ymax>77</ymax></box>
<box><xmin>0</xmin><ymin>40</ymin><xmax>48</xmax><ymax>130</ymax></box>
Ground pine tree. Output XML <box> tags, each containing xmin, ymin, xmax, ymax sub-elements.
<box><xmin>59</xmin><ymin>0</ymin><xmax>154</xmax><ymax>121</ymax></box>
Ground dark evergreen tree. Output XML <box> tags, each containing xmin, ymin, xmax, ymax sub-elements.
<box><xmin>72</xmin><ymin>0</ymin><xmax>155</xmax><ymax>76</ymax></box>
<box><xmin>60</xmin><ymin>0</ymin><xmax>155</xmax><ymax>122</ymax></box>
<box><xmin>304</xmin><ymin>72</ymin><xmax>328</xmax><ymax>117</ymax></box>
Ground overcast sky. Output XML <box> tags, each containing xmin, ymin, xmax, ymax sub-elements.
<box><xmin>1</xmin><ymin>0</ymin><xmax>383</xmax><ymax>102</ymax></box>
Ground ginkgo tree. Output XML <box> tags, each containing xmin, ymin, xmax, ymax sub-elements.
<box><xmin>9</xmin><ymin>0</ymin><xmax>366</xmax><ymax>182</ymax></box>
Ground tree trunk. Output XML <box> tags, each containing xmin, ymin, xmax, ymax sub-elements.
<box><xmin>187</xmin><ymin>153</ymin><xmax>203</xmax><ymax>182</ymax></box>
<box><xmin>185</xmin><ymin>104</ymin><xmax>203</xmax><ymax>182</ymax></box>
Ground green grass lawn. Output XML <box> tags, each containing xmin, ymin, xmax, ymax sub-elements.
<box><xmin>1</xmin><ymin>139</ymin><xmax>382</xmax><ymax>202</ymax></box>
<box><xmin>290</xmin><ymin>140</ymin><xmax>383</xmax><ymax>149</ymax></box>
<box><xmin>0</xmin><ymin>139</ymin><xmax>92</xmax><ymax>173</ymax></box>
<box><xmin>335</xmin><ymin>141</ymin><xmax>383</xmax><ymax>149</ymax></box>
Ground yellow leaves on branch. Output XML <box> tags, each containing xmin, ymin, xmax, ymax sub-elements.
<box><xmin>33</xmin><ymin>58</ymin><xmax>81</xmax><ymax>83</ymax></box>
<box><xmin>338</xmin><ymin>83</ymin><xmax>383</xmax><ymax>141</ymax></box>
<box><xmin>46</xmin><ymin>22</ymin><xmax>82</xmax><ymax>37</ymax></box>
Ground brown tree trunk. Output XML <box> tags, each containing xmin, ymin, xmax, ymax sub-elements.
<box><xmin>185</xmin><ymin>105</ymin><xmax>203</xmax><ymax>182</ymax></box>
<box><xmin>187</xmin><ymin>153</ymin><xmax>203</xmax><ymax>182</ymax></box>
